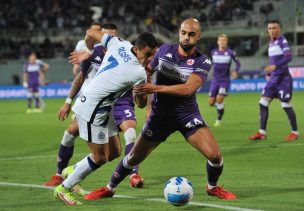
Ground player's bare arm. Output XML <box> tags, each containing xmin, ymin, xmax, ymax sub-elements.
<box><xmin>58</xmin><ymin>71</ymin><xmax>85</xmax><ymax>121</ymax></box>
<box><xmin>134</xmin><ymin>73</ymin><xmax>203</xmax><ymax>97</ymax></box>
<box><xmin>42</xmin><ymin>63</ymin><xmax>50</xmax><ymax>73</ymax></box>
<box><xmin>85</xmin><ymin>29</ymin><xmax>105</xmax><ymax>50</ymax></box>
<box><xmin>134</xmin><ymin>92</ymin><xmax>147</xmax><ymax>109</ymax></box>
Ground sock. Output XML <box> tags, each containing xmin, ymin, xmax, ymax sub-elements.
<box><xmin>57</xmin><ymin>144</ymin><xmax>74</xmax><ymax>174</ymax></box>
<box><xmin>283</xmin><ymin>107</ymin><xmax>298</xmax><ymax>131</ymax></box>
<box><xmin>259</xmin><ymin>103</ymin><xmax>268</xmax><ymax>131</ymax></box>
<box><xmin>35</xmin><ymin>97</ymin><xmax>40</xmax><ymax>108</ymax></box>
<box><xmin>206</xmin><ymin>159</ymin><xmax>223</xmax><ymax>188</ymax></box>
<box><xmin>27</xmin><ymin>98</ymin><xmax>32</xmax><ymax>108</ymax></box>
<box><xmin>125</xmin><ymin>143</ymin><xmax>139</xmax><ymax>175</ymax></box>
<box><xmin>109</xmin><ymin>155</ymin><xmax>134</xmax><ymax>189</ymax></box>
<box><xmin>62</xmin><ymin>154</ymin><xmax>101</xmax><ymax>189</ymax></box>
<box><xmin>123</xmin><ymin>128</ymin><xmax>139</xmax><ymax>175</ymax></box>
<box><xmin>216</xmin><ymin>103</ymin><xmax>224</xmax><ymax>121</ymax></box>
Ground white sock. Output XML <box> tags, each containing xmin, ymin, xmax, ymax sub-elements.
<box><xmin>62</xmin><ymin>155</ymin><xmax>94</xmax><ymax>189</ymax></box>
<box><xmin>207</xmin><ymin>183</ymin><xmax>216</xmax><ymax>190</ymax></box>
<box><xmin>61</xmin><ymin>130</ymin><xmax>76</xmax><ymax>147</ymax></box>
<box><xmin>292</xmin><ymin>131</ymin><xmax>299</xmax><ymax>135</ymax></box>
<box><xmin>259</xmin><ymin>129</ymin><xmax>266</xmax><ymax>135</ymax></box>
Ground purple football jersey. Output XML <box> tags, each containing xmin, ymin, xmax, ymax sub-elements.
<box><xmin>23</xmin><ymin>60</ymin><xmax>45</xmax><ymax>85</ymax></box>
<box><xmin>211</xmin><ymin>48</ymin><xmax>240</xmax><ymax>82</ymax></box>
<box><xmin>142</xmin><ymin>44</ymin><xmax>211</xmax><ymax>142</ymax></box>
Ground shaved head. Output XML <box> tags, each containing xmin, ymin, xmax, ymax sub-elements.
<box><xmin>180</xmin><ymin>18</ymin><xmax>201</xmax><ymax>32</ymax></box>
<box><xmin>179</xmin><ymin>18</ymin><xmax>201</xmax><ymax>54</ymax></box>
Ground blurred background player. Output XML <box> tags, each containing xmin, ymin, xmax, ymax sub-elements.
<box><xmin>84</xmin><ymin>18</ymin><xmax>236</xmax><ymax>201</ymax></box>
<box><xmin>208</xmin><ymin>34</ymin><xmax>241</xmax><ymax>127</ymax></box>
<box><xmin>72</xmin><ymin>22</ymin><xmax>102</xmax><ymax>77</ymax></box>
<box><xmin>23</xmin><ymin>52</ymin><xmax>49</xmax><ymax>113</ymax></box>
<box><xmin>45</xmin><ymin>23</ymin><xmax>144</xmax><ymax>189</ymax></box>
<box><xmin>249</xmin><ymin>20</ymin><xmax>299</xmax><ymax>142</ymax></box>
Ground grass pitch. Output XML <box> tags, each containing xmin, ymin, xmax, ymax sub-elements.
<box><xmin>0</xmin><ymin>92</ymin><xmax>303</xmax><ymax>211</ymax></box>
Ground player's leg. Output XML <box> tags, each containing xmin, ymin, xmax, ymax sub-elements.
<box><xmin>84</xmin><ymin>135</ymin><xmax>161</xmax><ymax>200</ymax></box>
<box><xmin>214</xmin><ymin>94</ymin><xmax>225</xmax><ymax>126</ymax></box>
<box><xmin>84</xmin><ymin>111</ymin><xmax>173</xmax><ymax>200</ymax></box>
<box><xmin>278</xmin><ymin>81</ymin><xmax>299</xmax><ymax>141</ymax></box>
<box><xmin>187</xmin><ymin>127</ymin><xmax>236</xmax><ymax>200</ymax></box>
<box><xmin>54</xmin><ymin>116</ymin><xmax>110</xmax><ymax>205</ymax></box>
<box><xmin>32</xmin><ymin>84</ymin><xmax>42</xmax><ymax>112</ymax></box>
<box><xmin>119</xmin><ymin>119</ymin><xmax>144</xmax><ymax>187</ymax></box>
<box><xmin>249</xmin><ymin>83</ymin><xmax>274</xmax><ymax>140</ymax></box>
<box><xmin>45</xmin><ymin>119</ymin><xmax>79</xmax><ymax>186</ymax></box>
<box><xmin>26</xmin><ymin>89</ymin><xmax>33</xmax><ymax>113</ymax></box>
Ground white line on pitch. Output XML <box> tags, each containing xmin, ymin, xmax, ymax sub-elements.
<box><xmin>0</xmin><ymin>181</ymin><xmax>263</xmax><ymax>211</ymax></box>
<box><xmin>1</xmin><ymin>142</ymin><xmax>303</xmax><ymax>161</ymax></box>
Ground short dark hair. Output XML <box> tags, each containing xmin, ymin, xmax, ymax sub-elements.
<box><xmin>90</xmin><ymin>22</ymin><xmax>102</xmax><ymax>27</ymax></box>
<box><xmin>102</xmin><ymin>23</ymin><xmax>118</xmax><ymax>30</ymax></box>
<box><xmin>268</xmin><ymin>20</ymin><xmax>281</xmax><ymax>26</ymax></box>
<box><xmin>135</xmin><ymin>32</ymin><xmax>158</xmax><ymax>50</ymax></box>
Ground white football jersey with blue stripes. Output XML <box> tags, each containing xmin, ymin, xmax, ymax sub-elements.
<box><xmin>72</xmin><ymin>34</ymin><xmax>147</xmax><ymax>125</ymax></box>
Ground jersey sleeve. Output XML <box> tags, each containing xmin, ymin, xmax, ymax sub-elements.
<box><xmin>230</xmin><ymin>50</ymin><xmax>241</xmax><ymax>72</ymax></box>
<box><xmin>275</xmin><ymin>38</ymin><xmax>292</xmax><ymax>67</ymax></box>
<box><xmin>75</xmin><ymin>40</ymin><xmax>86</xmax><ymax>51</ymax></box>
<box><xmin>192</xmin><ymin>57</ymin><xmax>212</xmax><ymax>82</ymax></box>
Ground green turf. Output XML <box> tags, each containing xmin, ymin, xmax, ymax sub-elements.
<box><xmin>0</xmin><ymin>92</ymin><xmax>303</xmax><ymax>211</ymax></box>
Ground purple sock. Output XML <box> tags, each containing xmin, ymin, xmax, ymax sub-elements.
<box><xmin>125</xmin><ymin>143</ymin><xmax>139</xmax><ymax>175</ymax></box>
<box><xmin>206</xmin><ymin>161</ymin><xmax>223</xmax><ymax>186</ymax></box>
<box><xmin>35</xmin><ymin>97</ymin><xmax>40</xmax><ymax>108</ymax></box>
<box><xmin>109</xmin><ymin>156</ymin><xmax>133</xmax><ymax>188</ymax></box>
<box><xmin>217</xmin><ymin>109</ymin><xmax>224</xmax><ymax>121</ymax></box>
<box><xmin>283</xmin><ymin>107</ymin><xmax>298</xmax><ymax>131</ymax></box>
<box><xmin>27</xmin><ymin>98</ymin><xmax>32</xmax><ymax>108</ymax></box>
<box><xmin>57</xmin><ymin>144</ymin><xmax>74</xmax><ymax>174</ymax></box>
<box><xmin>260</xmin><ymin>104</ymin><xmax>268</xmax><ymax>130</ymax></box>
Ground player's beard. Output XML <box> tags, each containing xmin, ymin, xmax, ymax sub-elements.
<box><xmin>179</xmin><ymin>42</ymin><xmax>195</xmax><ymax>52</ymax></box>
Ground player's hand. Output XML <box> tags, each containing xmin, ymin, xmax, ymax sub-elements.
<box><xmin>58</xmin><ymin>103</ymin><xmax>71</xmax><ymax>121</ymax></box>
<box><xmin>68</xmin><ymin>50</ymin><xmax>91</xmax><ymax>64</ymax></box>
<box><xmin>133</xmin><ymin>83</ymin><xmax>157</xmax><ymax>94</ymax></box>
<box><xmin>23</xmin><ymin>82</ymin><xmax>28</xmax><ymax>88</ymax></box>
<box><xmin>264</xmin><ymin>65</ymin><xmax>276</xmax><ymax>74</ymax></box>
<box><xmin>230</xmin><ymin>70</ymin><xmax>238</xmax><ymax>80</ymax></box>
<box><xmin>265</xmin><ymin>75</ymin><xmax>270</xmax><ymax>81</ymax></box>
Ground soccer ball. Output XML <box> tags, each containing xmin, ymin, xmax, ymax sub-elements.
<box><xmin>164</xmin><ymin>176</ymin><xmax>193</xmax><ymax>206</ymax></box>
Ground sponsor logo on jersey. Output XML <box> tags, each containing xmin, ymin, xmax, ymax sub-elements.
<box><xmin>187</xmin><ymin>59</ymin><xmax>194</xmax><ymax>65</ymax></box>
<box><xmin>195</xmin><ymin>68</ymin><xmax>209</xmax><ymax>75</ymax></box>
<box><xmin>118</xmin><ymin>47</ymin><xmax>132</xmax><ymax>62</ymax></box>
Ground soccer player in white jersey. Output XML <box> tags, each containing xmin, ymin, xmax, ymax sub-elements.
<box><xmin>54</xmin><ymin>30</ymin><xmax>158</xmax><ymax>205</ymax></box>
<box><xmin>72</xmin><ymin>22</ymin><xmax>102</xmax><ymax>77</ymax></box>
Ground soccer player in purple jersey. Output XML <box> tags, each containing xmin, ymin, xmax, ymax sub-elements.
<box><xmin>85</xmin><ymin>18</ymin><xmax>236</xmax><ymax>201</ymax></box>
<box><xmin>23</xmin><ymin>52</ymin><xmax>49</xmax><ymax>113</ymax></box>
<box><xmin>209</xmin><ymin>34</ymin><xmax>241</xmax><ymax>126</ymax></box>
<box><xmin>44</xmin><ymin>24</ymin><xmax>144</xmax><ymax>188</ymax></box>
<box><xmin>249</xmin><ymin>20</ymin><xmax>299</xmax><ymax>141</ymax></box>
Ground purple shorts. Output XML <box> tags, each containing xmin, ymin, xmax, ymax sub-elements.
<box><xmin>209</xmin><ymin>80</ymin><xmax>229</xmax><ymax>97</ymax></box>
<box><xmin>262</xmin><ymin>75</ymin><xmax>293</xmax><ymax>102</ymax></box>
<box><xmin>112</xmin><ymin>103</ymin><xmax>136</xmax><ymax>131</ymax></box>
<box><xmin>28</xmin><ymin>83</ymin><xmax>39</xmax><ymax>92</ymax></box>
<box><xmin>141</xmin><ymin>107</ymin><xmax>208</xmax><ymax>142</ymax></box>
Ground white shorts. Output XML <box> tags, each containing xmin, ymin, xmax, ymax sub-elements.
<box><xmin>76</xmin><ymin>113</ymin><xmax>118</xmax><ymax>144</ymax></box>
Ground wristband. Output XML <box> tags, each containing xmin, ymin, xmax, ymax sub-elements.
<box><xmin>65</xmin><ymin>98</ymin><xmax>73</xmax><ymax>104</ymax></box>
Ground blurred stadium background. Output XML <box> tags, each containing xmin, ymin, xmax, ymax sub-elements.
<box><xmin>0</xmin><ymin>0</ymin><xmax>304</xmax><ymax>96</ymax></box>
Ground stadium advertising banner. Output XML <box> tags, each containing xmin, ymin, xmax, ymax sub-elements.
<box><xmin>1</xmin><ymin>78</ymin><xmax>304</xmax><ymax>99</ymax></box>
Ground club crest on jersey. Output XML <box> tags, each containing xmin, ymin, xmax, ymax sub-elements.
<box><xmin>187</xmin><ymin>59</ymin><xmax>194</xmax><ymax>66</ymax></box>
<box><xmin>146</xmin><ymin>129</ymin><xmax>153</xmax><ymax>137</ymax></box>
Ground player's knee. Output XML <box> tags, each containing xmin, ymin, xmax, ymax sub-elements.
<box><xmin>206</xmin><ymin>150</ymin><xmax>222</xmax><ymax>163</ymax></box>
<box><xmin>208</xmin><ymin>99</ymin><xmax>215</xmax><ymax>106</ymax></box>
<box><xmin>281</xmin><ymin>101</ymin><xmax>292</xmax><ymax>108</ymax></box>
<box><xmin>259</xmin><ymin>98</ymin><xmax>269</xmax><ymax>107</ymax></box>
<box><xmin>124</xmin><ymin>128</ymin><xmax>137</xmax><ymax>145</ymax></box>
<box><xmin>66</xmin><ymin>123</ymin><xmax>79</xmax><ymax>136</ymax></box>
<box><xmin>91</xmin><ymin>153</ymin><xmax>108</xmax><ymax>165</ymax></box>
